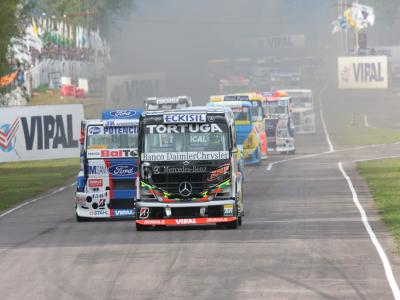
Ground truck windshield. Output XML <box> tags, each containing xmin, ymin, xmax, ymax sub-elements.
<box><xmin>144</xmin><ymin>123</ymin><xmax>229</xmax><ymax>153</ymax></box>
<box><xmin>265</xmin><ymin>102</ymin><xmax>287</xmax><ymax>115</ymax></box>
<box><xmin>292</xmin><ymin>97</ymin><xmax>312</xmax><ymax>108</ymax></box>
<box><xmin>231</xmin><ymin>106</ymin><xmax>250</xmax><ymax>122</ymax></box>
<box><xmin>251</xmin><ymin>103</ymin><xmax>263</xmax><ymax>121</ymax></box>
<box><xmin>146</xmin><ymin>103</ymin><xmax>189</xmax><ymax>110</ymax></box>
<box><xmin>87</xmin><ymin>126</ymin><xmax>138</xmax><ymax>149</ymax></box>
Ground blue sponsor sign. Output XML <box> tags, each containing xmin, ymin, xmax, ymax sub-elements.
<box><xmin>113</xmin><ymin>209</ymin><xmax>135</xmax><ymax>217</ymax></box>
<box><xmin>88</xmin><ymin>126</ymin><xmax>101</xmax><ymax>135</ymax></box>
<box><xmin>108</xmin><ymin>164</ymin><xmax>136</xmax><ymax>177</ymax></box>
<box><xmin>102</xmin><ymin>109</ymin><xmax>143</xmax><ymax>120</ymax></box>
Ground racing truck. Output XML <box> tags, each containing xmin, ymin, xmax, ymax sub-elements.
<box><xmin>262</xmin><ymin>92</ymin><xmax>296</xmax><ymax>154</ymax></box>
<box><xmin>75</xmin><ymin>109</ymin><xmax>142</xmax><ymax>221</ymax></box>
<box><xmin>270</xmin><ymin>72</ymin><xmax>301</xmax><ymax>89</ymax></box>
<box><xmin>144</xmin><ymin>96</ymin><xmax>192</xmax><ymax>111</ymax></box>
<box><xmin>219</xmin><ymin>77</ymin><xmax>250</xmax><ymax>94</ymax></box>
<box><xmin>221</xmin><ymin>93</ymin><xmax>268</xmax><ymax>159</ymax></box>
<box><xmin>280</xmin><ymin>89</ymin><xmax>316</xmax><ymax>134</ymax></box>
<box><xmin>135</xmin><ymin>107</ymin><xmax>244</xmax><ymax>230</ymax></box>
<box><xmin>209</xmin><ymin>97</ymin><xmax>262</xmax><ymax>165</ymax></box>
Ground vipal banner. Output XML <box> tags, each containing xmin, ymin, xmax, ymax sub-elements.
<box><xmin>106</xmin><ymin>72</ymin><xmax>166</xmax><ymax>107</ymax></box>
<box><xmin>338</xmin><ymin>56</ymin><xmax>388</xmax><ymax>89</ymax></box>
<box><xmin>0</xmin><ymin>104</ymin><xmax>84</xmax><ymax>162</ymax></box>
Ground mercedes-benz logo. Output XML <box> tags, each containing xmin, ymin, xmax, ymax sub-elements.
<box><xmin>183</xmin><ymin>161</ymin><xmax>190</xmax><ymax>166</ymax></box>
<box><xmin>178</xmin><ymin>181</ymin><xmax>192</xmax><ymax>197</ymax></box>
<box><xmin>153</xmin><ymin>166</ymin><xmax>161</xmax><ymax>174</ymax></box>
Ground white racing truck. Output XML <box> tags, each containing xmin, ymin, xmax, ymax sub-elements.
<box><xmin>145</xmin><ymin>96</ymin><xmax>192</xmax><ymax>111</ymax></box>
<box><xmin>281</xmin><ymin>89</ymin><xmax>316</xmax><ymax>134</ymax></box>
<box><xmin>75</xmin><ymin>109</ymin><xmax>141</xmax><ymax>221</ymax></box>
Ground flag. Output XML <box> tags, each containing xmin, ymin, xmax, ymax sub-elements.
<box><xmin>332</xmin><ymin>15</ymin><xmax>349</xmax><ymax>33</ymax></box>
<box><xmin>32</xmin><ymin>17</ymin><xmax>39</xmax><ymax>36</ymax></box>
<box><xmin>344</xmin><ymin>8</ymin><xmax>357</xmax><ymax>29</ymax></box>
<box><xmin>352</xmin><ymin>3</ymin><xmax>375</xmax><ymax>29</ymax></box>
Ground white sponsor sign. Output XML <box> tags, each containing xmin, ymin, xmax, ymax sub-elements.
<box><xmin>141</xmin><ymin>151</ymin><xmax>229</xmax><ymax>162</ymax></box>
<box><xmin>338</xmin><ymin>56</ymin><xmax>388</xmax><ymax>89</ymax></box>
<box><xmin>374</xmin><ymin>46</ymin><xmax>400</xmax><ymax>58</ymax></box>
<box><xmin>163</xmin><ymin>114</ymin><xmax>206</xmax><ymax>124</ymax></box>
<box><xmin>263</xmin><ymin>34</ymin><xmax>305</xmax><ymax>49</ymax></box>
<box><xmin>238</xmin><ymin>34</ymin><xmax>305</xmax><ymax>50</ymax></box>
<box><xmin>0</xmin><ymin>104</ymin><xmax>84</xmax><ymax>162</ymax></box>
<box><xmin>88</xmin><ymin>160</ymin><xmax>108</xmax><ymax>175</ymax></box>
<box><xmin>156</xmin><ymin>97</ymin><xmax>180</xmax><ymax>104</ymax></box>
<box><xmin>87</xmin><ymin>125</ymin><xmax>138</xmax><ymax>135</ymax></box>
<box><xmin>106</xmin><ymin>73</ymin><xmax>166</xmax><ymax>106</ymax></box>
<box><xmin>87</xmin><ymin>149</ymin><xmax>137</xmax><ymax>159</ymax></box>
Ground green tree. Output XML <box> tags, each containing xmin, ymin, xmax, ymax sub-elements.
<box><xmin>0</xmin><ymin>1</ymin><xmax>32</xmax><ymax>76</ymax></box>
<box><xmin>39</xmin><ymin>0</ymin><xmax>135</xmax><ymax>36</ymax></box>
<box><xmin>0</xmin><ymin>1</ymin><xmax>19</xmax><ymax>76</ymax></box>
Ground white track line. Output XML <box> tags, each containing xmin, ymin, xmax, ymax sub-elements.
<box><xmin>338</xmin><ymin>162</ymin><xmax>400</xmax><ymax>300</ymax></box>
<box><xmin>266</xmin><ymin>151</ymin><xmax>331</xmax><ymax>171</ymax></box>
<box><xmin>318</xmin><ymin>86</ymin><xmax>334</xmax><ymax>153</ymax></box>
<box><xmin>0</xmin><ymin>182</ymin><xmax>75</xmax><ymax>219</ymax></box>
<box><xmin>364</xmin><ymin>115</ymin><xmax>370</xmax><ymax>128</ymax></box>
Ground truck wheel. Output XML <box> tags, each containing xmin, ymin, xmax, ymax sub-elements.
<box><xmin>225</xmin><ymin>219</ymin><xmax>238</xmax><ymax>229</ymax></box>
<box><xmin>76</xmin><ymin>213</ymin><xmax>88</xmax><ymax>222</ymax></box>
<box><xmin>256</xmin><ymin>148</ymin><xmax>262</xmax><ymax>165</ymax></box>
<box><xmin>136</xmin><ymin>222</ymin><xmax>147</xmax><ymax>231</ymax></box>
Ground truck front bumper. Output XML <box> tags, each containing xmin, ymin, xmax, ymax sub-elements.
<box><xmin>135</xmin><ymin>199</ymin><xmax>237</xmax><ymax>226</ymax></box>
<box><xmin>76</xmin><ymin>192</ymin><xmax>135</xmax><ymax>219</ymax></box>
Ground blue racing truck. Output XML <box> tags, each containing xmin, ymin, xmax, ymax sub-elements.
<box><xmin>75</xmin><ymin>109</ymin><xmax>142</xmax><ymax>221</ymax></box>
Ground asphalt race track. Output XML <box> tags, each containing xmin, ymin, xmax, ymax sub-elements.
<box><xmin>1</xmin><ymin>89</ymin><xmax>400</xmax><ymax>299</ymax></box>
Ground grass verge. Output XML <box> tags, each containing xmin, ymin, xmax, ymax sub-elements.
<box><xmin>0</xmin><ymin>158</ymin><xmax>79</xmax><ymax>212</ymax></box>
<box><xmin>336</xmin><ymin>125</ymin><xmax>400</xmax><ymax>145</ymax></box>
<box><xmin>0</xmin><ymin>89</ymin><xmax>100</xmax><ymax>212</ymax></box>
<box><xmin>357</xmin><ymin>158</ymin><xmax>400</xmax><ymax>250</ymax></box>
<box><xmin>30</xmin><ymin>89</ymin><xmax>105</xmax><ymax>119</ymax></box>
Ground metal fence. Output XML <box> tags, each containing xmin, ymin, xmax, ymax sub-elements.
<box><xmin>29</xmin><ymin>59</ymin><xmax>101</xmax><ymax>90</ymax></box>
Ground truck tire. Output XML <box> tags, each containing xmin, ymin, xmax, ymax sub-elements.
<box><xmin>225</xmin><ymin>218</ymin><xmax>238</xmax><ymax>229</ymax></box>
<box><xmin>136</xmin><ymin>222</ymin><xmax>147</xmax><ymax>231</ymax></box>
<box><xmin>76</xmin><ymin>213</ymin><xmax>89</xmax><ymax>222</ymax></box>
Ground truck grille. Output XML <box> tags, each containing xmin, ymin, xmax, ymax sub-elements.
<box><xmin>151</xmin><ymin>173</ymin><xmax>209</xmax><ymax>199</ymax></box>
<box><xmin>113</xmin><ymin>179</ymin><xmax>135</xmax><ymax>190</ymax></box>
<box><xmin>109</xmin><ymin>198</ymin><xmax>135</xmax><ymax>209</ymax></box>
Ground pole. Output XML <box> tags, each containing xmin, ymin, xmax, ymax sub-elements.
<box><xmin>355</xmin><ymin>0</ymin><xmax>359</xmax><ymax>55</ymax></box>
<box><xmin>344</xmin><ymin>0</ymin><xmax>349</xmax><ymax>55</ymax></box>
<box><xmin>339</xmin><ymin>0</ymin><xmax>345</xmax><ymax>55</ymax></box>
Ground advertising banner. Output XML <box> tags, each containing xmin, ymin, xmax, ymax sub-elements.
<box><xmin>338</xmin><ymin>56</ymin><xmax>388</xmax><ymax>89</ymax></box>
<box><xmin>106</xmin><ymin>72</ymin><xmax>166</xmax><ymax>106</ymax></box>
<box><xmin>0</xmin><ymin>104</ymin><xmax>84</xmax><ymax>162</ymax></box>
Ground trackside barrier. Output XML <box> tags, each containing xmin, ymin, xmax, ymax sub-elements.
<box><xmin>29</xmin><ymin>59</ymin><xmax>101</xmax><ymax>90</ymax></box>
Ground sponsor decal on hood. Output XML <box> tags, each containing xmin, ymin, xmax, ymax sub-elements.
<box><xmin>141</xmin><ymin>151</ymin><xmax>229</xmax><ymax>162</ymax></box>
